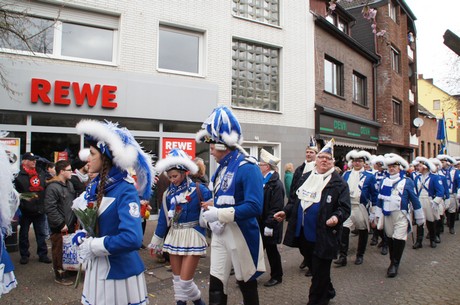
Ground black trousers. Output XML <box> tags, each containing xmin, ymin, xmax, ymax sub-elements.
<box><xmin>264</xmin><ymin>242</ymin><xmax>283</xmax><ymax>281</ymax></box>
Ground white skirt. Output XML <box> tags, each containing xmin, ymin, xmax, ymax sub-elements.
<box><xmin>1</xmin><ymin>270</ymin><xmax>17</xmax><ymax>296</ymax></box>
<box><xmin>82</xmin><ymin>257</ymin><xmax>148</xmax><ymax>305</ymax></box>
<box><xmin>163</xmin><ymin>227</ymin><xmax>207</xmax><ymax>256</ymax></box>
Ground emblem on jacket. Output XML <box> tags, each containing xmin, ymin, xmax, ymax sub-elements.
<box><xmin>129</xmin><ymin>202</ymin><xmax>140</xmax><ymax>218</ymax></box>
<box><xmin>221</xmin><ymin>173</ymin><xmax>234</xmax><ymax>192</ymax></box>
<box><xmin>327</xmin><ymin>195</ymin><xmax>331</xmax><ymax>203</ymax></box>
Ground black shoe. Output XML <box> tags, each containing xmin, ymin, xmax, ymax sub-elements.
<box><xmin>20</xmin><ymin>256</ymin><xmax>29</xmax><ymax>265</ymax></box>
<box><xmin>333</xmin><ymin>256</ymin><xmax>347</xmax><ymax>267</ymax></box>
<box><xmin>435</xmin><ymin>236</ymin><xmax>441</xmax><ymax>243</ymax></box>
<box><xmin>263</xmin><ymin>278</ymin><xmax>282</xmax><ymax>287</ymax></box>
<box><xmin>412</xmin><ymin>241</ymin><xmax>423</xmax><ymax>249</ymax></box>
<box><xmin>327</xmin><ymin>288</ymin><xmax>336</xmax><ymax>299</ymax></box>
<box><xmin>430</xmin><ymin>241</ymin><xmax>437</xmax><ymax>248</ymax></box>
<box><xmin>305</xmin><ymin>269</ymin><xmax>312</xmax><ymax>277</ymax></box>
<box><xmin>387</xmin><ymin>264</ymin><xmax>398</xmax><ymax>278</ymax></box>
<box><xmin>354</xmin><ymin>256</ymin><xmax>364</xmax><ymax>265</ymax></box>
<box><xmin>377</xmin><ymin>240</ymin><xmax>384</xmax><ymax>248</ymax></box>
<box><xmin>449</xmin><ymin>228</ymin><xmax>455</xmax><ymax>234</ymax></box>
<box><xmin>299</xmin><ymin>259</ymin><xmax>307</xmax><ymax>269</ymax></box>
<box><xmin>39</xmin><ymin>256</ymin><xmax>52</xmax><ymax>264</ymax></box>
<box><xmin>370</xmin><ymin>238</ymin><xmax>378</xmax><ymax>246</ymax></box>
<box><xmin>381</xmin><ymin>246</ymin><xmax>388</xmax><ymax>255</ymax></box>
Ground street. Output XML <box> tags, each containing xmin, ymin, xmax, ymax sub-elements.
<box><xmin>2</xmin><ymin>220</ymin><xmax>460</xmax><ymax>305</ymax></box>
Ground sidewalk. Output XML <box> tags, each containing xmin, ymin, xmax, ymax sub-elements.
<box><xmin>2</xmin><ymin>219</ymin><xmax>460</xmax><ymax>304</ymax></box>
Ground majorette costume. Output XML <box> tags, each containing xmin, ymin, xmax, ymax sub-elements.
<box><xmin>375</xmin><ymin>154</ymin><xmax>425</xmax><ymax>277</ymax></box>
<box><xmin>336</xmin><ymin>150</ymin><xmax>377</xmax><ymax>266</ymax></box>
<box><xmin>149</xmin><ymin>148</ymin><xmax>212</xmax><ymax>305</ymax></box>
<box><xmin>196</xmin><ymin>105</ymin><xmax>265</xmax><ymax>305</ymax></box>
<box><xmin>413</xmin><ymin>157</ymin><xmax>444</xmax><ymax>249</ymax></box>
<box><xmin>430</xmin><ymin>157</ymin><xmax>450</xmax><ymax>239</ymax></box>
<box><xmin>436</xmin><ymin>154</ymin><xmax>460</xmax><ymax>234</ymax></box>
<box><xmin>0</xmin><ymin>131</ymin><xmax>19</xmax><ymax>297</ymax></box>
<box><xmin>74</xmin><ymin>120</ymin><xmax>155</xmax><ymax>305</ymax></box>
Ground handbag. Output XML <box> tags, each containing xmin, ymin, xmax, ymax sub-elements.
<box><xmin>62</xmin><ymin>233</ymin><xmax>84</xmax><ymax>271</ymax></box>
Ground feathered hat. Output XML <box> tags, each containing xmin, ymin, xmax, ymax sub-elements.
<box><xmin>436</xmin><ymin>154</ymin><xmax>458</xmax><ymax>165</ymax></box>
<box><xmin>0</xmin><ymin>131</ymin><xmax>20</xmax><ymax>236</ymax></box>
<box><xmin>414</xmin><ymin>156</ymin><xmax>436</xmax><ymax>173</ymax></box>
<box><xmin>259</xmin><ymin>149</ymin><xmax>280</xmax><ymax>167</ymax></box>
<box><xmin>319</xmin><ymin>138</ymin><xmax>335</xmax><ymax>156</ymax></box>
<box><xmin>196</xmin><ymin>106</ymin><xmax>248</xmax><ymax>155</ymax></box>
<box><xmin>384</xmin><ymin>154</ymin><xmax>409</xmax><ymax>170</ymax></box>
<box><xmin>307</xmin><ymin>135</ymin><xmax>319</xmax><ymax>152</ymax></box>
<box><xmin>346</xmin><ymin>149</ymin><xmax>372</xmax><ymax>163</ymax></box>
<box><xmin>76</xmin><ymin>120</ymin><xmax>155</xmax><ymax>200</ymax></box>
<box><xmin>155</xmin><ymin>148</ymin><xmax>198</xmax><ymax>174</ymax></box>
<box><xmin>430</xmin><ymin>158</ymin><xmax>442</xmax><ymax>171</ymax></box>
<box><xmin>370</xmin><ymin>155</ymin><xmax>386</xmax><ymax>167</ymax></box>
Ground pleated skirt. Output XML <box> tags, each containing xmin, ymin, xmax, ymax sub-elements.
<box><xmin>81</xmin><ymin>257</ymin><xmax>148</xmax><ymax>305</ymax></box>
<box><xmin>163</xmin><ymin>227</ymin><xmax>207</xmax><ymax>256</ymax></box>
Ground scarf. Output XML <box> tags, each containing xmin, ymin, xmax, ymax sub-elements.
<box><xmin>167</xmin><ymin>176</ymin><xmax>193</xmax><ymax>205</ymax></box>
<box><xmin>212</xmin><ymin>150</ymin><xmax>245</xmax><ymax>207</ymax></box>
<box><xmin>73</xmin><ymin>169</ymin><xmax>89</xmax><ymax>183</ymax></box>
<box><xmin>23</xmin><ymin>165</ymin><xmax>44</xmax><ymax>192</ymax></box>
<box><xmin>378</xmin><ymin>174</ymin><xmax>404</xmax><ymax>216</ymax></box>
<box><xmin>302</xmin><ymin>161</ymin><xmax>315</xmax><ymax>174</ymax></box>
<box><xmin>297</xmin><ymin>167</ymin><xmax>335</xmax><ymax>211</ymax></box>
<box><xmin>263</xmin><ymin>171</ymin><xmax>273</xmax><ymax>186</ymax></box>
<box><xmin>347</xmin><ymin>168</ymin><xmax>363</xmax><ymax>199</ymax></box>
<box><xmin>84</xmin><ymin>167</ymin><xmax>128</xmax><ymax>203</ymax></box>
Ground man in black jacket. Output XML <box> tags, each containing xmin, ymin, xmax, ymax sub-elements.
<box><xmin>275</xmin><ymin>139</ymin><xmax>351</xmax><ymax>305</ymax></box>
<box><xmin>45</xmin><ymin>160</ymin><xmax>77</xmax><ymax>285</ymax></box>
<box><xmin>14</xmin><ymin>152</ymin><xmax>51</xmax><ymax>265</ymax></box>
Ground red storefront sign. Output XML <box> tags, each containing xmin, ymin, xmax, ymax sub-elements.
<box><xmin>30</xmin><ymin>78</ymin><xmax>118</xmax><ymax>109</ymax></box>
<box><xmin>162</xmin><ymin>138</ymin><xmax>196</xmax><ymax>159</ymax></box>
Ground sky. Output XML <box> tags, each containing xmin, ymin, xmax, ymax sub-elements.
<box><xmin>404</xmin><ymin>0</ymin><xmax>460</xmax><ymax>95</ymax></box>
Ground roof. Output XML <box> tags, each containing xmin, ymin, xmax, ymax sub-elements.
<box><xmin>418</xmin><ymin>104</ymin><xmax>436</xmax><ymax>119</ymax></box>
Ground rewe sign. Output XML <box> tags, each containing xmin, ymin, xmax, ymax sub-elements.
<box><xmin>30</xmin><ymin>78</ymin><xmax>118</xmax><ymax>109</ymax></box>
<box><xmin>162</xmin><ymin>138</ymin><xmax>196</xmax><ymax>159</ymax></box>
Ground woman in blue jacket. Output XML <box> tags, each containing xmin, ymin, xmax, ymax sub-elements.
<box><xmin>149</xmin><ymin>148</ymin><xmax>211</xmax><ymax>305</ymax></box>
<box><xmin>74</xmin><ymin>120</ymin><xmax>155</xmax><ymax>305</ymax></box>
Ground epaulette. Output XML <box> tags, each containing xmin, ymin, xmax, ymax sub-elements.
<box><xmin>240</xmin><ymin>155</ymin><xmax>257</xmax><ymax>166</ymax></box>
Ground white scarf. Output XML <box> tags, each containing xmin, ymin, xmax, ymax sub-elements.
<box><xmin>348</xmin><ymin>168</ymin><xmax>363</xmax><ymax>199</ymax></box>
<box><xmin>73</xmin><ymin>169</ymin><xmax>89</xmax><ymax>183</ymax></box>
<box><xmin>297</xmin><ymin>167</ymin><xmax>335</xmax><ymax>211</ymax></box>
<box><xmin>302</xmin><ymin>161</ymin><xmax>315</xmax><ymax>174</ymax></box>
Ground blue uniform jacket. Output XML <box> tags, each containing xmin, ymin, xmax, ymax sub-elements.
<box><xmin>98</xmin><ymin>180</ymin><xmax>145</xmax><ymax>280</ymax></box>
<box><xmin>414</xmin><ymin>173</ymin><xmax>444</xmax><ymax>199</ymax></box>
<box><xmin>377</xmin><ymin>177</ymin><xmax>422</xmax><ymax>213</ymax></box>
<box><xmin>343</xmin><ymin>170</ymin><xmax>378</xmax><ymax>206</ymax></box>
<box><xmin>154</xmin><ymin>181</ymin><xmax>212</xmax><ymax>239</ymax></box>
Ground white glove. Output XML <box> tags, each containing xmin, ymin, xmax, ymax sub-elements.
<box><xmin>168</xmin><ymin>209</ymin><xmax>175</xmax><ymax>219</ymax></box>
<box><xmin>72</xmin><ymin>229</ymin><xmax>88</xmax><ymax>246</ymax></box>
<box><xmin>78</xmin><ymin>237</ymin><xmax>95</xmax><ymax>261</ymax></box>
<box><xmin>209</xmin><ymin>221</ymin><xmax>225</xmax><ymax>235</ymax></box>
<box><xmin>202</xmin><ymin>206</ymin><xmax>219</xmax><ymax>223</ymax></box>
<box><xmin>264</xmin><ymin>227</ymin><xmax>273</xmax><ymax>237</ymax></box>
<box><xmin>415</xmin><ymin>216</ymin><xmax>426</xmax><ymax>226</ymax></box>
<box><xmin>148</xmin><ymin>234</ymin><xmax>164</xmax><ymax>255</ymax></box>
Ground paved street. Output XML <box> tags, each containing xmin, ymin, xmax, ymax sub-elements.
<box><xmin>2</xmin><ymin>220</ymin><xmax>460</xmax><ymax>305</ymax></box>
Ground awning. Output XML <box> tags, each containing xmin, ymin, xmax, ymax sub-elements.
<box><xmin>319</xmin><ymin>136</ymin><xmax>378</xmax><ymax>151</ymax></box>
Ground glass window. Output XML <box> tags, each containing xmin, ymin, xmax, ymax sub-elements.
<box><xmin>158</xmin><ymin>26</ymin><xmax>203</xmax><ymax>75</ymax></box>
<box><xmin>433</xmin><ymin>99</ymin><xmax>441</xmax><ymax>110</ymax></box>
<box><xmin>421</xmin><ymin>141</ymin><xmax>425</xmax><ymax>156</ymax></box>
<box><xmin>163</xmin><ymin>121</ymin><xmax>202</xmax><ymax>133</ymax></box>
<box><xmin>61</xmin><ymin>23</ymin><xmax>114</xmax><ymax>62</ymax></box>
<box><xmin>392</xmin><ymin>99</ymin><xmax>402</xmax><ymax>125</ymax></box>
<box><xmin>324</xmin><ymin>56</ymin><xmax>343</xmax><ymax>96</ymax></box>
<box><xmin>232</xmin><ymin>39</ymin><xmax>280</xmax><ymax>111</ymax></box>
<box><xmin>326</xmin><ymin>13</ymin><xmax>349</xmax><ymax>34</ymax></box>
<box><xmin>352</xmin><ymin>72</ymin><xmax>367</xmax><ymax>106</ymax></box>
<box><xmin>31</xmin><ymin>132</ymin><xmax>81</xmax><ymax>163</ymax></box>
<box><xmin>232</xmin><ymin>0</ymin><xmax>279</xmax><ymax>26</ymax></box>
<box><xmin>0</xmin><ymin>14</ymin><xmax>117</xmax><ymax>64</ymax></box>
<box><xmin>0</xmin><ymin>111</ymin><xmax>27</xmax><ymax>125</ymax></box>
<box><xmin>389</xmin><ymin>1</ymin><xmax>398</xmax><ymax>23</ymax></box>
<box><xmin>391</xmin><ymin>47</ymin><xmax>400</xmax><ymax>74</ymax></box>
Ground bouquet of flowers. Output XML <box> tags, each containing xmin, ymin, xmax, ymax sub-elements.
<box><xmin>71</xmin><ymin>196</ymin><xmax>99</xmax><ymax>288</ymax></box>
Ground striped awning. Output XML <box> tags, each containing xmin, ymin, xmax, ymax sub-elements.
<box><xmin>319</xmin><ymin>136</ymin><xmax>378</xmax><ymax>151</ymax></box>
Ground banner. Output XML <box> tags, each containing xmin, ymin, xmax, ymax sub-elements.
<box><xmin>0</xmin><ymin>137</ymin><xmax>21</xmax><ymax>173</ymax></box>
<box><xmin>436</xmin><ymin>114</ymin><xmax>447</xmax><ymax>154</ymax></box>
<box><xmin>162</xmin><ymin>138</ymin><xmax>196</xmax><ymax>159</ymax></box>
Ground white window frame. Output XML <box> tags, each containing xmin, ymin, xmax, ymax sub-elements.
<box><xmin>391</xmin><ymin>46</ymin><xmax>400</xmax><ymax>74</ymax></box>
<box><xmin>157</xmin><ymin>25</ymin><xmax>206</xmax><ymax>77</ymax></box>
<box><xmin>324</xmin><ymin>56</ymin><xmax>343</xmax><ymax>96</ymax></box>
<box><xmin>388</xmin><ymin>1</ymin><xmax>398</xmax><ymax>23</ymax></box>
<box><xmin>352</xmin><ymin>72</ymin><xmax>367</xmax><ymax>106</ymax></box>
<box><xmin>433</xmin><ymin>99</ymin><xmax>441</xmax><ymax>110</ymax></box>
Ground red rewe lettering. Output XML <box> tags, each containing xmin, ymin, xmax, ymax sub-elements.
<box><xmin>31</xmin><ymin>78</ymin><xmax>52</xmax><ymax>104</ymax></box>
<box><xmin>101</xmin><ymin>85</ymin><xmax>117</xmax><ymax>109</ymax></box>
<box><xmin>54</xmin><ymin>80</ymin><xmax>71</xmax><ymax>105</ymax></box>
<box><xmin>72</xmin><ymin>83</ymin><xmax>101</xmax><ymax>107</ymax></box>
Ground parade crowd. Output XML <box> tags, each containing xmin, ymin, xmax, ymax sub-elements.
<box><xmin>1</xmin><ymin>106</ymin><xmax>459</xmax><ymax>305</ymax></box>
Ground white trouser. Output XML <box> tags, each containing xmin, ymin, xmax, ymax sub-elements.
<box><xmin>384</xmin><ymin>210</ymin><xmax>409</xmax><ymax>241</ymax></box>
<box><xmin>343</xmin><ymin>200</ymin><xmax>369</xmax><ymax>231</ymax></box>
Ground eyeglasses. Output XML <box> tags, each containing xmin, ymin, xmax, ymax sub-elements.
<box><xmin>317</xmin><ymin>155</ymin><xmax>333</xmax><ymax>161</ymax></box>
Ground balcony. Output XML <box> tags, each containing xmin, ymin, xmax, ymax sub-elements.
<box><xmin>409</xmin><ymin>89</ymin><xmax>415</xmax><ymax>104</ymax></box>
<box><xmin>407</xmin><ymin>45</ymin><xmax>414</xmax><ymax>61</ymax></box>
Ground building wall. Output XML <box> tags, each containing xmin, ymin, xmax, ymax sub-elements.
<box><xmin>416</xmin><ymin>114</ymin><xmax>438</xmax><ymax>158</ymax></box>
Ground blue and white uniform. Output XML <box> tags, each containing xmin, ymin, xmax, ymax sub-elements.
<box><xmin>414</xmin><ymin>173</ymin><xmax>444</xmax><ymax>222</ymax></box>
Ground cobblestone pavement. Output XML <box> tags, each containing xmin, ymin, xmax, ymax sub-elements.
<box><xmin>2</xmin><ymin>220</ymin><xmax>460</xmax><ymax>305</ymax></box>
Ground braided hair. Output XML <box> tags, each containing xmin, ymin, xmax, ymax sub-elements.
<box><xmin>96</xmin><ymin>154</ymin><xmax>112</xmax><ymax>209</ymax></box>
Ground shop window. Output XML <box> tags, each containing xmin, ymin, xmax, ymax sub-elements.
<box><xmin>158</xmin><ymin>25</ymin><xmax>204</xmax><ymax>75</ymax></box>
<box><xmin>324</xmin><ymin>56</ymin><xmax>344</xmax><ymax>97</ymax></box>
<box><xmin>352</xmin><ymin>71</ymin><xmax>367</xmax><ymax>106</ymax></box>
<box><xmin>232</xmin><ymin>0</ymin><xmax>279</xmax><ymax>26</ymax></box>
<box><xmin>392</xmin><ymin>99</ymin><xmax>402</xmax><ymax>125</ymax></box>
<box><xmin>32</xmin><ymin>113</ymin><xmax>81</xmax><ymax>127</ymax></box>
<box><xmin>163</xmin><ymin>121</ymin><xmax>202</xmax><ymax>133</ymax></box>
<box><xmin>0</xmin><ymin>111</ymin><xmax>27</xmax><ymax>125</ymax></box>
<box><xmin>31</xmin><ymin>132</ymin><xmax>81</xmax><ymax>163</ymax></box>
<box><xmin>0</xmin><ymin>12</ymin><xmax>118</xmax><ymax>64</ymax></box>
<box><xmin>232</xmin><ymin>39</ymin><xmax>280</xmax><ymax>111</ymax></box>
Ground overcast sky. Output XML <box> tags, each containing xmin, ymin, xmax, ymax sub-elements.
<box><xmin>404</xmin><ymin>0</ymin><xmax>460</xmax><ymax>95</ymax></box>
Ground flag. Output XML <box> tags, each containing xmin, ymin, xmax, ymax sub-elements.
<box><xmin>436</xmin><ymin>113</ymin><xmax>447</xmax><ymax>154</ymax></box>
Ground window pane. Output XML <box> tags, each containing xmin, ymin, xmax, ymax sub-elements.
<box><xmin>433</xmin><ymin>99</ymin><xmax>440</xmax><ymax>110</ymax></box>
<box><xmin>232</xmin><ymin>0</ymin><xmax>279</xmax><ymax>26</ymax></box>
<box><xmin>0</xmin><ymin>15</ymin><xmax>54</xmax><ymax>54</ymax></box>
<box><xmin>159</xmin><ymin>28</ymin><xmax>200</xmax><ymax>73</ymax></box>
<box><xmin>324</xmin><ymin>60</ymin><xmax>334</xmax><ymax>93</ymax></box>
<box><xmin>62</xmin><ymin>23</ymin><xmax>113</xmax><ymax>62</ymax></box>
<box><xmin>31</xmin><ymin>132</ymin><xmax>81</xmax><ymax>163</ymax></box>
